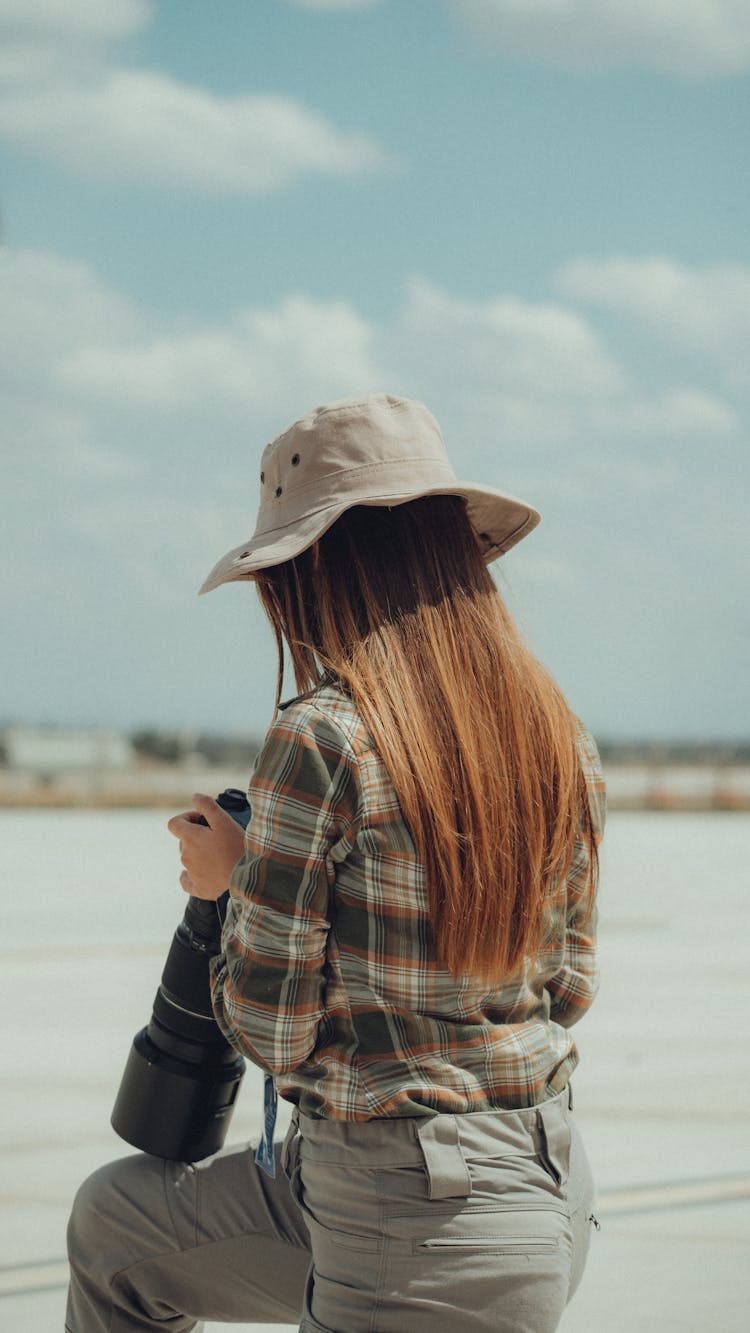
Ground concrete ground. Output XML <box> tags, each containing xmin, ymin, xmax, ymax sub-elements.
<box><xmin>1</xmin><ymin>808</ymin><xmax>749</xmax><ymax>1330</ymax></box>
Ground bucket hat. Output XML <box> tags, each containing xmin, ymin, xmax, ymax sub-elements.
<box><xmin>199</xmin><ymin>393</ymin><xmax>540</xmax><ymax>594</ymax></box>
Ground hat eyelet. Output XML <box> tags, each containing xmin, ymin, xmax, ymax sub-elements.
<box><xmin>479</xmin><ymin>532</ymin><xmax>491</xmax><ymax>543</ymax></box>
<box><xmin>260</xmin><ymin>471</ymin><xmax>265</xmax><ymax>484</ymax></box>
<box><xmin>291</xmin><ymin>453</ymin><xmax>300</xmax><ymax>466</ymax></box>
<box><xmin>275</xmin><ymin>485</ymin><xmax>283</xmax><ymax>498</ymax></box>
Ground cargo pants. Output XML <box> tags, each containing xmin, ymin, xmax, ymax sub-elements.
<box><xmin>66</xmin><ymin>1086</ymin><xmax>597</xmax><ymax>1332</ymax></box>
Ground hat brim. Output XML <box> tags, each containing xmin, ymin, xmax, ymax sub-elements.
<box><xmin>198</xmin><ymin>483</ymin><xmax>540</xmax><ymax>595</ymax></box>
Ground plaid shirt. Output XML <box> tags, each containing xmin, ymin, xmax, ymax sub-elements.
<box><xmin>210</xmin><ymin>682</ymin><xmax>606</xmax><ymax>1120</ymax></box>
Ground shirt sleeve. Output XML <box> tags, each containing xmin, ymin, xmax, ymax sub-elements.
<box><xmin>209</xmin><ymin>700</ymin><xmax>360</xmax><ymax>1075</ymax></box>
<box><xmin>545</xmin><ymin>726</ymin><xmax>607</xmax><ymax>1029</ymax></box>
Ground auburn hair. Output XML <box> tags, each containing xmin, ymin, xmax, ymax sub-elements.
<box><xmin>255</xmin><ymin>495</ymin><xmax>598</xmax><ymax>983</ymax></box>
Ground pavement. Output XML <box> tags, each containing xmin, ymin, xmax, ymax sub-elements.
<box><xmin>1</xmin><ymin>807</ymin><xmax>748</xmax><ymax>1331</ymax></box>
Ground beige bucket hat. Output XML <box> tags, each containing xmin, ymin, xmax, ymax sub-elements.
<box><xmin>199</xmin><ymin>393</ymin><xmax>540</xmax><ymax>594</ymax></box>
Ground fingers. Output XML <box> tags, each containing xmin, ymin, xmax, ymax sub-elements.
<box><xmin>167</xmin><ymin>794</ymin><xmax>242</xmax><ymax>903</ymax></box>
<box><xmin>165</xmin><ymin>794</ymin><xmax>211</xmax><ymax>837</ymax></box>
<box><xmin>191</xmin><ymin>792</ymin><xmax>214</xmax><ymax>814</ymax></box>
<box><xmin>191</xmin><ymin>793</ymin><xmax>233</xmax><ymax>827</ymax></box>
<box><xmin>167</xmin><ymin>811</ymin><xmax>198</xmax><ymax>838</ymax></box>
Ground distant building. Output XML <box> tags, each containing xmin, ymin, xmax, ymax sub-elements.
<box><xmin>2</xmin><ymin>727</ymin><xmax>134</xmax><ymax>774</ymax></box>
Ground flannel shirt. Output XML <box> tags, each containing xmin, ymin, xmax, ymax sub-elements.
<box><xmin>209</xmin><ymin>681</ymin><xmax>606</xmax><ymax>1120</ymax></box>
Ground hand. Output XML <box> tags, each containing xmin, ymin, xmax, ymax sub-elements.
<box><xmin>167</xmin><ymin>793</ymin><xmax>246</xmax><ymax>900</ymax></box>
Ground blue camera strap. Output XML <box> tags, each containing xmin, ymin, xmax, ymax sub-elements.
<box><xmin>254</xmin><ymin>1075</ymin><xmax>278</xmax><ymax>1178</ymax></box>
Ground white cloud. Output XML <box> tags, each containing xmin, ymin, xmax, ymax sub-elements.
<box><xmin>0</xmin><ymin>0</ymin><xmax>148</xmax><ymax>84</ymax></box>
<box><xmin>2</xmin><ymin>248</ymin><xmax>383</xmax><ymax>427</ymax></box>
<box><xmin>58</xmin><ymin>296</ymin><xmax>382</xmax><ymax>412</ymax></box>
<box><xmin>451</xmin><ymin>0</ymin><xmax>750</xmax><ymax>75</ymax></box>
<box><xmin>53</xmin><ymin>261</ymin><xmax>730</xmax><ymax>465</ymax></box>
<box><xmin>3</xmin><ymin>246</ymin><xmax>746</xmax><ymax>735</ymax></box>
<box><xmin>399</xmin><ymin>277</ymin><xmax>625</xmax><ymax>399</ymax></box>
<box><xmin>0</xmin><ymin>0</ymin><xmax>150</xmax><ymax>41</ymax></box>
<box><xmin>0</xmin><ymin>249</ymin><xmax>146</xmax><ymax>492</ymax></box>
<box><xmin>385</xmin><ymin>278</ymin><xmax>737</xmax><ymax>462</ymax></box>
<box><xmin>0</xmin><ymin>67</ymin><xmax>392</xmax><ymax>192</ymax></box>
<box><xmin>0</xmin><ymin>248</ymin><xmax>141</xmax><ymax>375</ymax></box>
<box><xmin>590</xmin><ymin>388</ymin><xmax>738</xmax><ymax>437</ymax></box>
<box><xmin>385</xmin><ymin>278</ymin><xmax>626</xmax><ymax>459</ymax></box>
<box><xmin>556</xmin><ymin>256</ymin><xmax>750</xmax><ymax>385</ymax></box>
<box><xmin>0</xmin><ymin>0</ymin><xmax>393</xmax><ymax>192</ymax></box>
<box><xmin>2</xmin><ymin>247</ymin><xmax>740</xmax><ymax>528</ymax></box>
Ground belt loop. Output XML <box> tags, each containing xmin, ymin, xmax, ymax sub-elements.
<box><xmin>415</xmin><ymin>1116</ymin><xmax>472</xmax><ymax>1200</ymax></box>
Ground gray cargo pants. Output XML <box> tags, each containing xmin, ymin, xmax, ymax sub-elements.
<box><xmin>66</xmin><ymin>1086</ymin><xmax>596</xmax><ymax>1332</ymax></box>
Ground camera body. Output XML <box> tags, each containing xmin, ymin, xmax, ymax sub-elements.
<box><xmin>111</xmin><ymin>789</ymin><xmax>251</xmax><ymax>1161</ymax></box>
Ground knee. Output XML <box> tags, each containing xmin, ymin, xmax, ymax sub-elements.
<box><xmin>67</xmin><ymin>1158</ymin><xmax>127</xmax><ymax>1264</ymax></box>
<box><xmin>67</xmin><ymin>1151</ymin><xmax>167</xmax><ymax>1273</ymax></box>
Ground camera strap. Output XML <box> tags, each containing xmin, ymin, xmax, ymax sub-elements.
<box><xmin>254</xmin><ymin>1075</ymin><xmax>278</xmax><ymax>1178</ymax></box>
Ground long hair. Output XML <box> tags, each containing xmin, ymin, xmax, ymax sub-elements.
<box><xmin>255</xmin><ymin>495</ymin><xmax>598</xmax><ymax>982</ymax></box>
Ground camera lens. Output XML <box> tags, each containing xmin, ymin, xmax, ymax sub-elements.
<box><xmin>111</xmin><ymin>789</ymin><xmax>250</xmax><ymax>1161</ymax></box>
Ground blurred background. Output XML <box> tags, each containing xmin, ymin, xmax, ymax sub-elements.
<box><xmin>1</xmin><ymin>2</ymin><xmax>748</xmax><ymax>1330</ymax></box>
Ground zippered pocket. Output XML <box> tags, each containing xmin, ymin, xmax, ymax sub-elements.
<box><xmin>416</xmin><ymin>1233</ymin><xmax>559</xmax><ymax>1254</ymax></box>
<box><xmin>390</xmin><ymin>1204</ymin><xmax>567</xmax><ymax>1257</ymax></box>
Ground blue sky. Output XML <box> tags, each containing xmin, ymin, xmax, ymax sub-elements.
<box><xmin>1</xmin><ymin>0</ymin><xmax>748</xmax><ymax>740</ymax></box>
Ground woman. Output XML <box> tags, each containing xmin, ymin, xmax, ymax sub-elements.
<box><xmin>67</xmin><ymin>393</ymin><xmax>605</xmax><ymax>1332</ymax></box>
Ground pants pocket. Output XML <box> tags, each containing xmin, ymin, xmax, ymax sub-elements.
<box><xmin>394</xmin><ymin>1204</ymin><xmax>567</xmax><ymax>1256</ymax></box>
<box><xmin>417</xmin><ymin>1233</ymin><xmax>560</xmax><ymax>1255</ymax></box>
<box><xmin>295</xmin><ymin>1155</ymin><xmax>382</xmax><ymax>1254</ymax></box>
<box><xmin>380</xmin><ymin>1204</ymin><xmax>571</xmax><ymax>1333</ymax></box>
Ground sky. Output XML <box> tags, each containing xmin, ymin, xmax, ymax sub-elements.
<box><xmin>1</xmin><ymin>0</ymin><xmax>748</xmax><ymax>742</ymax></box>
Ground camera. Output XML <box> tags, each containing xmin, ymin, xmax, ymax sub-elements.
<box><xmin>111</xmin><ymin>788</ymin><xmax>251</xmax><ymax>1162</ymax></box>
